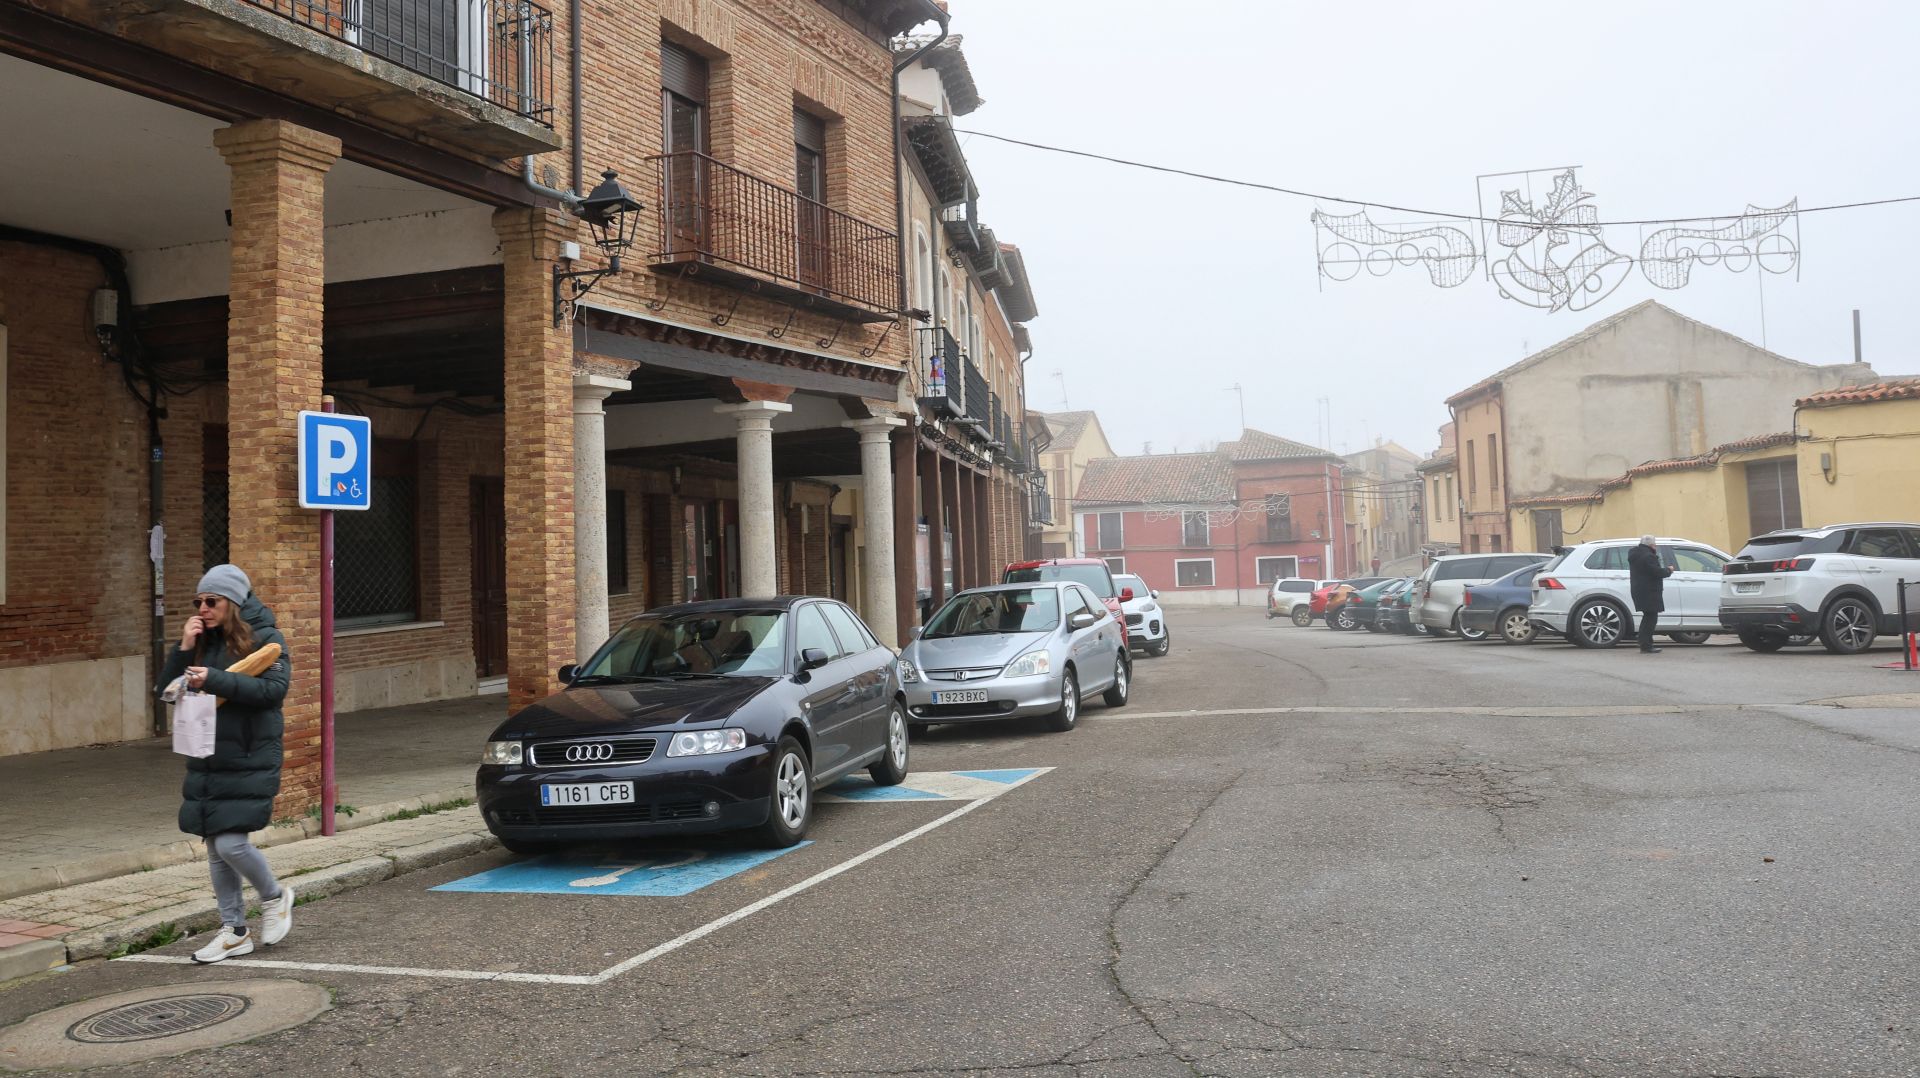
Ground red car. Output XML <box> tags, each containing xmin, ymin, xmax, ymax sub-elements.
<box><xmin>1002</xmin><ymin>558</ymin><xmax>1130</xmax><ymax>646</ymax></box>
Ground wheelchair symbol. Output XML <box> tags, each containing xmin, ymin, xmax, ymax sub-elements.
<box><xmin>568</xmin><ymin>849</ymin><xmax>708</xmax><ymax>888</ymax></box>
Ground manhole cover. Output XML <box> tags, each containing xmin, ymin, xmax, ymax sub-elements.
<box><xmin>0</xmin><ymin>979</ymin><xmax>327</xmax><ymax>1071</ymax></box>
<box><xmin>66</xmin><ymin>993</ymin><xmax>250</xmax><ymax>1044</ymax></box>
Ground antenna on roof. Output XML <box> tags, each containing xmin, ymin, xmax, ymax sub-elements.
<box><xmin>1052</xmin><ymin>370</ymin><xmax>1069</xmax><ymax>408</ymax></box>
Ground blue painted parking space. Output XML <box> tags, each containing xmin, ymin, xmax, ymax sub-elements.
<box><xmin>433</xmin><ymin>844</ymin><xmax>809</xmax><ymax>897</ymax></box>
<box><xmin>820</xmin><ymin>767</ymin><xmax>1044</xmax><ymax>803</ymax></box>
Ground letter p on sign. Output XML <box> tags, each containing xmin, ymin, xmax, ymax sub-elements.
<box><xmin>298</xmin><ymin>411</ymin><xmax>373</xmax><ymax>511</ymax></box>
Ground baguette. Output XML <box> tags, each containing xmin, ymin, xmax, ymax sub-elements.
<box><xmin>215</xmin><ymin>642</ymin><xmax>282</xmax><ymax>705</ymax></box>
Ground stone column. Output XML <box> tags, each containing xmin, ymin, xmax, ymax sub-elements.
<box><xmin>494</xmin><ymin>207</ymin><xmax>578</xmax><ymax>711</ymax></box>
<box><xmin>891</xmin><ymin>427</ymin><xmax>919</xmax><ymax>644</ymax></box>
<box><xmin>572</xmin><ymin>373</ymin><xmax>628</xmax><ymax>662</ymax></box>
<box><xmin>214</xmin><ymin>119</ymin><xmax>339</xmax><ymax>820</ymax></box>
<box><xmin>844</xmin><ymin>416</ymin><xmax>906</xmax><ymax>646</ymax></box>
<box><xmin>716</xmin><ymin>400</ymin><xmax>792</xmax><ymax>597</ymax></box>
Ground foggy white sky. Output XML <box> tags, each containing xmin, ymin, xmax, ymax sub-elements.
<box><xmin>948</xmin><ymin>0</ymin><xmax>1920</xmax><ymax>459</ymax></box>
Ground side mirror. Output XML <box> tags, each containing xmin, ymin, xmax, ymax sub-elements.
<box><xmin>557</xmin><ymin>664</ymin><xmax>579</xmax><ymax>685</ymax></box>
<box><xmin>1068</xmin><ymin>611</ymin><xmax>1097</xmax><ymax>631</ymax></box>
<box><xmin>1150</xmin><ymin>590</ymin><xmax>1159</xmax><ymax>599</ymax></box>
<box><xmin>800</xmin><ymin>647</ymin><xmax>832</xmax><ymax>671</ymax></box>
<box><xmin>1119</xmin><ymin>587</ymin><xmax>1135</xmax><ymax>602</ymax></box>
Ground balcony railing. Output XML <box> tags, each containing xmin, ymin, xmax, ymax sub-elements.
<box><xmin>1031</xmin><ymin>473</ymin><xmax>1055</xmax><ymax>526</ymax></box>
<box><xmin>962</xmin><ymin>356</ymin><xmax>991</xmax><ymax>435</ymax></box>
<box><xmin>916</xmin><ymin>327</ymin><xmax>963</xmax><ymax>418</ymax></box>
<box><xmin>240</xmin><ymin>0</ymin><xmax>556</xmax><ymax>124</ymax></box>
<box><xmin>649</xmin><ymin>151</ymin><xmax>900</xmax><ymax>322</ymax></box>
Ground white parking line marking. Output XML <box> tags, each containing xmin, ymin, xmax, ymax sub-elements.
<box><xmin>116</xmin><ymin>767</ymin><xmax>1054</xmax><ymax>986</ymax></box>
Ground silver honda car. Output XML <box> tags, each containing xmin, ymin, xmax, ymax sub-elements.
<box><xmin>897</xmin><ymin>581</ymin><xmax>1131</xmax><ymax>733</ymax></box>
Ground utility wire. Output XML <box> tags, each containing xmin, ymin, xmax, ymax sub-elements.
<box><xmin>953</xmin><ymin>129</ymin><xmax>1920</xmax><ymax>227</ymax></box>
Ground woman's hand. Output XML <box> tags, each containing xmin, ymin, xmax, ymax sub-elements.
<box><xmin>185</xmin><ymin>666</ymin><xmax>210</xmax><ymax>691</ymax></box>
<box><xmin>180</xmin><ymin>615</ymin><xmax>206</xmax><ymax>651</ymax></box>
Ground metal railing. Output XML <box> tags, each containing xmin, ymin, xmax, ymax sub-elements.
<box><xmin>1030</xmin><ymin>473</ymin><xmax>1054</xmax><ymax>525</ymax></box>
<box><xmin>916</xmin><ymin>327</ymin><xmax>963</xmax><ymax>417</ymax></box>
<box><xmin>649</xmin><ymin>151</ymin><xmax>899</xmax><ymax>315</ymax></box>
<box><xmin>239</xmin><ymin>0</ymin><xmax>556</xmax><ymax>124</ymax></box>
<box><xmin>962</xmin><ymin>356</ymin><xmax>991</xmax><ymax>433</ymax></box>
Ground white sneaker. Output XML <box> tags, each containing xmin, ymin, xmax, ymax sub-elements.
<box><xmin>192</xmin><ymin>927</ymin><xmax>254</xmax><ymax>964</ymax></box>
<box><xmin>261</xmin><ymin>885</ymin><xmax>294</xmax><ymax>946</ymax></box>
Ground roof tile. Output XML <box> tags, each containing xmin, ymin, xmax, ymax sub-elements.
<box><xmin>1075</xmin><ymin>452</ymin><xmax>1234</xmax><ymax>506</ymax></box>
<box><xmin>1796</xmin><ymin>377</ymin><xmax>1920</xmax><ymax>408</ymax></box>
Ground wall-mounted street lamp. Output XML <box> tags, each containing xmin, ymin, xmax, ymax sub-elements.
<box><xmin>554</xmin><ymin>169</ymin><xmax>646</xmax><ymax>325</ymax></box>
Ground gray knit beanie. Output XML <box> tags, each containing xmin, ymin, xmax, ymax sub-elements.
<box><xmin>196</xmin><ymin>564</ymin><xmax>251</xmax><ymax>606</ymax></box>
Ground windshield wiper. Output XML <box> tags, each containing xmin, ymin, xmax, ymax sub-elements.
<box><xmin>568</xmin><ymin>673</ymin><xmax>667</xmax><ymax>686</ymax></box>
<box><xmin>657</xmin><ymin>670</ymin><xmax>733</xmax><ymax>679</ymax></box>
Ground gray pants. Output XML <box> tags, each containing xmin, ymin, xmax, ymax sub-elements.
<box><xmin>207</xmin><ymin>832</ymin><xmax>281</xmax><ymax>929</ymax></box>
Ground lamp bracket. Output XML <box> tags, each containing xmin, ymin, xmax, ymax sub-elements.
<box><xmin>553</xmin><ymin>258</ymin><xmax>620</xmax><ymax>326</ymax></box>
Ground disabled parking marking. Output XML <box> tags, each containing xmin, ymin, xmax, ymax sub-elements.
<box><xmin>431</xmin><ymin>844</ymin><xmax>809</xmax><ymax>897</ymax></box>
<box><xmin>821</xmin><ymin>768</ymin><xmax>1044</xmax><ymax>803</ymax></box>
<box><xmin>118</xmin><ymin>765</ymin><xmax>1055</xmax><ymax>985</ymax></box>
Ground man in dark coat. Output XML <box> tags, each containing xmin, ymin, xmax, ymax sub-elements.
<box><xmin>1627</xmin><ymin>535</ymin><xmax>1674</xmax><ymax>654</ymax></box>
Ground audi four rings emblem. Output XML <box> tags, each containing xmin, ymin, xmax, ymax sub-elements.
<box><xmin>564</xmin><ymin>742</ymin><xmax>615</xmax><ymax>763</ymax></box>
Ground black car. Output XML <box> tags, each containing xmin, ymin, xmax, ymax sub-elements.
<box><xmin>475</xmin><ymin>597</ymin><xmax>908</xmax><ymax>852</ymax></box>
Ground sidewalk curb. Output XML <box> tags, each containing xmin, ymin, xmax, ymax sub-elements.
<box><xmin>0</xmin><ymin>784</ymin><xmax>474</xmax><ymax>903</ymax></box>
<box><xmin>14</xmin><ymin>829</ymin><xmax>497</xmax><ymax>969</ymax></box>
<box><xmin>0</xmin><ymin>939</ymin><xmax>65</xmax><ymax>984</ymax></box>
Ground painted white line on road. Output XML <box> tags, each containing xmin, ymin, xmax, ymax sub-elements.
<box><xmin>1105</xmin><ymin>705</ymin><xmax>1695</xmax><ymax>719</ymax></box>
<box><xmin>113</xmin><ymin>767</ymin><xmax>1054</xmax><ymax>987</ymax></box>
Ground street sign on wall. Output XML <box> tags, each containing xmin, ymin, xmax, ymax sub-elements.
<box><xmin>297</xmin><ymin>410</ymin><xmax>372</xmax><ymax>511</ymax></box>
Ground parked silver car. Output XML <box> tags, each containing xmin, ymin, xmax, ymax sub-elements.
<box><xmin>897</xmin><ymin>581</ymin><xmax>1131</xmax><ymax>733</ymax></box>
<box><xmin>1412</xmin><ymin>553</ymin><xmax>1553</xmax><ymax>638</ymax></box>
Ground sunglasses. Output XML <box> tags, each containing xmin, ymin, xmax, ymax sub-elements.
<box><xmin>193</xmin><ymin>597</ymin><xmax>225</xmax><ymax>609</ymax></box>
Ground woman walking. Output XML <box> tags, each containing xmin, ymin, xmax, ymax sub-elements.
<box><xmin>159</xmin><ymin>564</ymin><xmax>296</xmax><ymax>964</ymax></box>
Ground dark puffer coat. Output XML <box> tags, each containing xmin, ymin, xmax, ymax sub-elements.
<box><xmin>158</xmin><ymin>594</ymin><xmax>290</xmax><ymax>837</ymax></box>
<box><xmin>1627</xmin><ymin>543</ymin><xmax>1673</xmax><ymax>615</ymax></box>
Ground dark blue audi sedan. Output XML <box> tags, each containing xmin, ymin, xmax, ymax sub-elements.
<box><xmin>475</xmin><ymin>597</ymin><xmax>907</xmax><ymax>852</ymax></box>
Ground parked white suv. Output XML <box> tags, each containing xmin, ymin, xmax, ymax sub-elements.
<box><xmin>1530</xmin><ymin>538</ymin><xmax>1732</xmax><ymax>649</ymax></box>
<box><xmin>1413</xmin><ymin>553</ymin><xmax>1551</xmax><ymax>638</ymax></box>
<box><xmin>1267</xmin><ymin>578</ymin><xmax>1331</xmax><ymax>625</ymax></box>
<box><xmin>1721</xmin><ymin>523</ymin><xmax>1920</xmax><ymax>654</ymax></box>
<box><xmin>1115</xmin><ymin>573</ymin><xmax>1171</xmax><ymax>657</ymax></box>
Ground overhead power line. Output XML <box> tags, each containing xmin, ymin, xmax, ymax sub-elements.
<box><xmin>952</xmin><ymin>129</ymin><xmax>1920</xmax><ymax>228</ymax></box>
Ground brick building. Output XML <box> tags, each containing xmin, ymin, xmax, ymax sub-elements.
<box><xmin>0</xmin><ymin>0</ymin><xmax>953</xmax><ymax>813</ymax></box>
<box><xmin>1073</xmin><ymin>430</ymin><xmax>1354</xmax><ymax>604</ymax></box>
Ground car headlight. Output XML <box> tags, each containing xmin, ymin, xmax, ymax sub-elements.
<box><xmin>481</xmin><ymin>741</ymin><xmax>523</xmax><ymax>765</ymax></box>
<box><xmin>1002</xmin><ymin>650</ymin><xmax>1052</xmax><ymax>678</ymax></box>
<box><xmin>667</xmin><ymin>728</ymin><xmax>749</xmax><ymax>757</ymax></box>
<box><xmin>897</xmin><ymin>657</ymin><xmax>921</xmax><ymax>684</ymax></box>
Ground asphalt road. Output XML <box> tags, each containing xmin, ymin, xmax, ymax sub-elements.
<box><xmin>6</xmin><ymin>608</ymin><xmax>1919</xmax><ymax>1077</ymax></box>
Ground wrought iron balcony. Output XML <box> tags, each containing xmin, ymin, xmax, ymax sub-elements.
<box><xmin>649</xmin><ymin>151</ymin><xmax>900</xmax><ymax>323</ymax></box>
<box><xmin>240</xmin><ymin>0</ymin><xmax>556</xmax><ymax>124</ymax></box>
<box><xmin>962</xmin><ymin>355</ymin><xmax>991</xmax><ymax>437</ymax></box>
<box><xmin>1030</xmin><ymin>473</ymin><xmax>1055</xmax><ymax>526</ymax></box>
<box><xmin>916</xmin><ymin>327</ymin><xmax>964</xmax><ymax>418</ymax></box>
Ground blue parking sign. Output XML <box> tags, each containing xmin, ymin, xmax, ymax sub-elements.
<box><xmin>298</xmin><ymin>411</ymin><xmax>373</xmax><ymax>511</ymax></box>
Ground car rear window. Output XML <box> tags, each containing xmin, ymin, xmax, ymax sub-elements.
<box><xmin>1005</xmin><ymin>563</ymin><xmax>1115</xmax><ymax>597</ymax></box>
<box><xmin>1584</xmin><ymin>546</ymin><xmax>1630</xmax><ymax>571</ymax></box>
<box><xmin>1537</xmin><ymin>552</ymin><xmax>1568</xmax><ymax>573</ymax></box>
<box><xmin>1490</xmin><ymin>555</ymin><xmax>1546</xmax><ymax>575</ymax></box>
<box><xmin>1434</xmin><ymin>558</ymin><xmax>1490</xmax><ymax>581</ymax></box>
<box><xmin>1735</xmin><ymin>532</ymin><xmax>1846</xmax><ymax>560</ymax></box>
<box><xmin>1277</xmin><ymin>580</ymin><xmax>1314</xmax><ymax>593</ymax></box>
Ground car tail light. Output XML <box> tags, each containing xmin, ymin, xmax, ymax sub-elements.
<box><xmin>1771</xmin><ymin>557</ymin><xmax>1815</xmax><ymax>572</ymax></box>
<box><xmin>1463</xmin><ymin>592</ymin><xmax>1473</xmax><ymax>607</ymax></box>
<box><xmin>1536</xmin><ymin>577</ymin><xmax>1564</xmax><ymax>590</ymax></box>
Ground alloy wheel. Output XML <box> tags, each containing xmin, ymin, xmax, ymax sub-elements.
<box><xmin>888</xmin><ymin>709</ymin><xmax>907</xmax><ymax>770</ymax></box>
<box><xmin>1576</xmin><ymin>603</ymin><xmax>1623</xmax><ymax>648</ymax></box>
<box><xmin>1501</xmin><ymin>611</ymin><xmax>1535</xmax><ymax>644</ymax></box>
<box><xmin>1823</xmin><ymin>599</ymin><xmax>1876</xmax><ymax>654</ymax></box>
<box><xmin>775</xmin><ymin>751</ymin><xmax>808</xmax><ymax>829</ymax></box>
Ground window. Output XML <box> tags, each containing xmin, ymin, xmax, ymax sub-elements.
<box><xmin>1533</xmin><ymin>509</ymin><xmax>1563</xmax><ymax>552</ymax></box>
<box><xmin>1175</xmin><ymin>559</ymin><xmax>1215</xmax><ymax>587</ymax></box>
<box><xmin>794</xmin><ymin>603</ymin><xmax>838</xmax><ymax>661</ymax></box>
<box><xmin>1466</xmin><ymin>440</ymin><xmax>1477</xmax><ymax>494</ymax></box>
<box><xmin>1061</xmin><ymin>586</ymin><xmax>1091</xmax><ymax>621</ymax></box>
<box><xmin>607</xmin><ymin>489</ymin><xmax>629</xmax><ymax>595</ymax></box>
<box><xmin>793</xmin><ymin>106</ymin><xmax>829</xmax><ymax>288</ymax></box>
<box><xmin>1103</xmin><ymin>557</ymin><xmax>1126</xmax><ymax>575</ymax></box>
<box><xmin>1182</xmin><ymin>511</ymin><xmax>1211</xmax><ymax>547</ymax></box>
<box><xmin>336</xmin><ymin>439</ymin><xmax>419</xmax><ymax>626</ymax></box>
<box><xmin>1432</xmin><ymin>479</ymin><xmax>1442</xmax><ymax>522</ymax></box>
<box><xmin>1095</xmin><ymin>512</ymin><xmax>1124</xmax><ymax>551</ymax></box>
<box><xmin>660</xmin><ymin>41</ymin><xmax>710</xmax><ymax>253</ymax></box>
<box><xmin>1490</xmin><ymin>555</ymin><xmax>1543</xmax><ymax>575</ymax></box>
<box><xmin>1488</xmin><ymin>434</ymin><xmax>1500</xmax><ymax>490</ymax></box>
<box><xmin>1850</xmin><ymin>528</ymin><xmax>1918</xmax><ymax>559</ymax></box>
<box><xmin>1490</xmin><ymin>534</ymin><xmax>1503</xmax><ymax>553</ymax></box>
<box><xmin>1264</xmin><ymin>495</ymin><xmax>1291</xmax><ymax>541</ymax></box>
<box><xmin>1671</xmin><ymin>548</ymin><xmax>1728</xmax><ymax>574</ymax></box>
<box><xmin>1584</xmin><ymin>546</ymin><xmax>1630</xmax><ymax>571</ymax></box>
<box><xmin>1445</xmin><ymin>478</ymin><xmax>1455</xmax><ymax>519</ymax></box>
<box><xmin>202</xmin><ymin>424</ymin><xmax>229</xmax><ymax>569</ymax></box>
<box><xmin>818</xmin><ymin>602</ymin><xmax>870</xmax><ymax>659</ymax></box>
<box><xmin>1744</xmin><ymin>459</ymin><xmax>1803</xmax><ymax>537</ymax></box>
<box><xmin>1256</xmin><ymin>556</ymin><xmax>1298</xmax><ymax>584</ymax></box>
<box><xmin>1434</xmin><ymin>557</ymin><xmax>1491</xmax><ymax>581</ymax></box>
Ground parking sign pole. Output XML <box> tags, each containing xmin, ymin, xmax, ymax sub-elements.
<box><xmin>320</xmin><ymin>397</ymin><xmax>338</xmax><ymax>836</ymax></box>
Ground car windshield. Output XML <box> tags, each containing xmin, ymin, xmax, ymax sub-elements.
<box><xmin>1116</xmin><ymin>575</ymin><xmax>1147</xmax><ymax>596</ymax></box>
<box><xmin>924</xmin><ymin>589</ymin><xmax>1061</xmax><ymax>638</ymax></box>
<box><xmin>1005</xmin><ymin>564</ymin><xmax>1113</xmax><ymax>597</ymax></box>
<box><xmin>1356</xmin><ymin>579</ymin><xmax>1397</xmax><ymax>598</ymax></box>
<box><xmin>1735</xmin><ymin>532</ymin><xmax>1846</xmax><ymax>560</ymax></box>
<box><xmin>579</xmin><ymin>609</ymin><xmax>788</xmax><ymax>679</ymax></box>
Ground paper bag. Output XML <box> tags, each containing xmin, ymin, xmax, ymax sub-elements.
<box><xmin>171</xmin><ymin>691</ymin><xmax>217</xmax><ymax>758</ymax></box>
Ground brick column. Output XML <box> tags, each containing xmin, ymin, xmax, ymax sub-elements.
<box><xmin>494</xmin><ymin>208</ymin><xmax>577</xmax><ymax>711</ymax></box>
<box><xmin>213</xmin><ymin>119</ymin><xmax>340</xmax><ymax>820</ymax></box>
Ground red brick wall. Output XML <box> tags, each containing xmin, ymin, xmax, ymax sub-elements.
<box><xmin>0</xmin><ymin>242</ymin><xmax>151</xmax><ymax>669</ymax></box>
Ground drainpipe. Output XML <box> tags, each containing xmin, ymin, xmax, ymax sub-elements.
<box><xmin>570</xmin><ymin>0</ymin><xmax>584</xmax><ymax>193</ymax></box>
<box><xmin>891</xmin><ymin>10</ymin><xmax>951</xmax><ymax>316</ymax></box>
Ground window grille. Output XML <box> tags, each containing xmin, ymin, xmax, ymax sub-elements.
<box><xmin>203</xmin><ymin>473</ymin><xmax>230</xmax><ymax>569</ymax></box>
<box><xmin>336</xmin><ymin>475</ymin><xmax>419</xmax><ymax>624</ymax></box>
